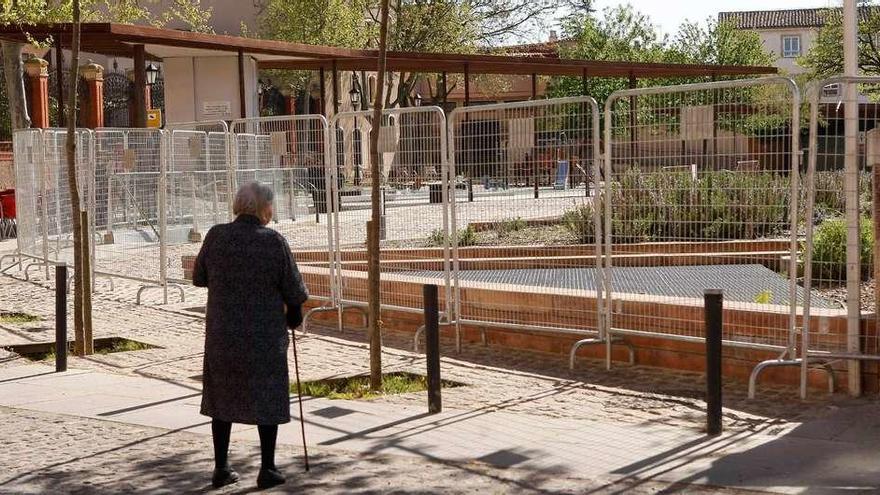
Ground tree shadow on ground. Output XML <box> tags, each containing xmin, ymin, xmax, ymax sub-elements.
<box><xmin>302</xmin><ymin>322</ymin><xmax>872</xmax><ymax>426</ymax></box>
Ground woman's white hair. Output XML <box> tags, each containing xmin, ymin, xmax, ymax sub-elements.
<box><xmin>233</xmin><ymin>181</ymin><xmax>274</xmax><ymax>217</ymax></box>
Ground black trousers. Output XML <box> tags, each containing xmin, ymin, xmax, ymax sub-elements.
<box><xmin>212</xmin><ymin>419</ymin><xmax>278</xmax><ymax>470</ymax></box>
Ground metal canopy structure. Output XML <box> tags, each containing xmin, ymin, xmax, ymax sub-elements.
<box><xmin>0</xmin><ymin>23</ymin><xmax>778</xmax><ymax>79</ymax></box>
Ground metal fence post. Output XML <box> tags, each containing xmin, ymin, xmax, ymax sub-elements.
<box><xmin>55</xmin><ymin>263</ymin><xmax>67</xmax><ymax>373</ymax></box>
<box><xmin>705</xmin><ymin>288</ymin><xmax>723</xmax><ymax>436</ymax></box>
<box><xmin>424</xmin><ymin>284</ymin><xmax>442</xmax><ymax>413</ymax></box>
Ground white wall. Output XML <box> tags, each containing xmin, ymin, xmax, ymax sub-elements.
<box><xmin>163</xmin><ymin>56</ymin><xmax>258</xmax><ymax>124</ymax></box>
<box><xmin>756</xmin><ymin>28</ymin><xmax>818</xmax><ymax>75</ymax></box>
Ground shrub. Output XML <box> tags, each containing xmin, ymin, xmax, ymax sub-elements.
<box><xmin>603</xmin><ymin>168</ymin><xmax>790</xmax><ymax>242</ymax></box>
<box><xmin>562</xmin><ymin>203</ymin><xmax>598</xmax><ymax>244</ymax></box>
<box><xmin>810</xmin><ymin>216</ymin><xmax>873</xmax><ymax>284</ymax></box>
<box><xmin>495</xmin><ymin>217</ymin><xmax>527</xmax><ymax>236</ymax></box>
<box><xmin>427</xmin><ymin>225</ymin><xmax>477</xmax><ymax>247</ymax></box>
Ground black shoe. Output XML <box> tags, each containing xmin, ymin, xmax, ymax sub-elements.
<box><xmin>212</xmin><ymin>467</ymin><xmax>240</xmax><ymax>488</ymax></box>
<box><xmin>257</xmin><ymin>467</ymin><xmax>286</xmax><ymax>489</ymax></box>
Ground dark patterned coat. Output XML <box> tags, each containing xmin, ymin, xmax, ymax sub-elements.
<box><xmin>193</xmin><ymin>214</ymin><xmax>308</xmax><ymax>425</ymax></box>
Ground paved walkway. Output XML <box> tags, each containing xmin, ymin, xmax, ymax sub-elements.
<box><xmin>2</xmin><ymin>363</ymin><xmax>880</xmax><ymax>494</ymax></box>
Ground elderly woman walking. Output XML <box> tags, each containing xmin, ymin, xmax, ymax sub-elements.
<box><xmin>193</xmin><ymin>181</ymin><xmax>309</xmax><ymax>489</ymax></box>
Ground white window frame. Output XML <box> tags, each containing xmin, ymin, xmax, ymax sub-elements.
<box><xmin>781</xmin><ymin>35</ymin><xmax>801</xmax><ymax>58</ymax></box>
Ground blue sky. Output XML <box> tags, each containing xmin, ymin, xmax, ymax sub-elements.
<box><xmin>564</xmin><ymin>0</ymin><xmax>839</xmax><ymax>36</ymax></box>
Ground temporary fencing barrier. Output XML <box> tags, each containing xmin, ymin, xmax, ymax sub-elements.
<box><xmin>230</xmin><ymin>115</ymin><xmax>339</xmax><ymax>325</ymax></box>
<box><xmin>8</xmin><ymin>77</ymin><xmax>876</xmax><ymax>399</ymax></box>
<box><xmin>444</xmin><ymin>97</ymin><xmax>606</xmax><ymax>355</ymax></box>
<box><xmin>329</xmin><ymin>106</ymin><xmax>451</xmax><ymax>336</ymax></box>
<box><xmin>803</xmin><ymin>76</ymin><xmax>880</xmax><ymax>398</ymax></box>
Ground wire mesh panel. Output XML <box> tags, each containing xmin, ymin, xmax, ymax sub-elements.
<box><xmin>604</xmin><ymin>77</ymin><xmax>802</xmax><ymax>361</ymax></box>
<box><xmin>12</xmin><ymin>129</ymin><xmax>43</xmax><ymax>262</ymax></box>
<box><xmin>93</xmin><ymin>128</ymin><xmax>165</xmax><ymax>284</ymax></box>
<box><xmin>448</xmin><ymin>98</ymin><xmax>603</xmax><ymax>338</ymax></box>
<box><xmin>40</xmin><ymin>129</ymin><xmax>96</xmax><ymax>271</ymax></box>
<box><xmin>330</xmin><ymin>107</ymin><xmax>451</xmax><ymax>318</ymax></box>
<box><xmin>166</xmin><ymin>121</ymin><xmax>230</xmax><ymax>284</ymax></box>
<box><xmin>803</xmin><ymin>76</ymin><xmax>880</xmax><ymax>394</ymax></box>
<box><xmin>230</xmin><ymin>115</ymin><xmax>336</xmax><ymax>304</ymax></box>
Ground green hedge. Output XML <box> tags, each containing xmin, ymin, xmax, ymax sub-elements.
<box><xmin>810</xmin><ymin>216</ymin><xmax>873</xmax><ymax>284</ymax></box>
<box><xmin>566</xmin><ymin>169</ymin><xmax>792</xmax><ymax>243</ymax></box>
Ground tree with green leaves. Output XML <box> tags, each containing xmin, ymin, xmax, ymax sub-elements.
<box><xmin>550</xmin><ymin>5</ymin><xmax>772</xmax><ymax>106</ymax></box>
<box><xmin>800</xmin><ymin>2</ymin><xmax>880</xmax><ymax>78</ymax></box>
<box><xmin>0</xmin><ymin>0</ymin><xmax>212</xmax><ymax>356</ymax></box>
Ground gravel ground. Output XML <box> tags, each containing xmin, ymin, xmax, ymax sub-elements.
<box><xmin>815</xmin><ymin>278</ymin><xmax>876</xmax><ymax>312</ymax></box>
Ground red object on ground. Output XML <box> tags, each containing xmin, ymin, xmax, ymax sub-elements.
<box><xmin>0</xmin><ymin>189</ymin><xmax>15</xmax><ymax>218</ymax></box>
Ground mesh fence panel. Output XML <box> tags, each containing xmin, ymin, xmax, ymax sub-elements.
<box><xmin>448</xmin><ymin>98</ymin><xmax>602</xmax><ymax>335</ymax></box>
<box><xmin>166</xmin><ymin>121</ymin><xmax>230</xmax><ymax>284</ymax></box>
<box><xmin>604</xmin><ymin>77</ymin><xmax>802</xmax><ymax>356</ymax></box>
<box><xmin>12</xmin><ymin>129</ymin><xmax>42</xmax><ymax>261</ymax></box>
<box><xmin>330</xmin><ymin>107</ymin><xmax>451</xmax><ymax>316</ymax></box>
<box><xmin>803</xmin><ymin>76</ymin><xmax>880</xmax><ymax>390</ymax></box>
<box><xmin>93</xmin><ymin>129</ymin><xmax>164</xmax><ymax>284</ymax></box>
<box><xmin>230</xmin><ymin>115</ymin><xmax>335</xmax><ymax>303</ymax></box>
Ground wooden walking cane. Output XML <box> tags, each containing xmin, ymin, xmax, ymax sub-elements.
<box><xmin>291</xmin><ymin>329</ymin><xmax>309</xmax><ymax>471</ymax></box>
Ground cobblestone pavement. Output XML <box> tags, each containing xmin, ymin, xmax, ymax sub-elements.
<box><xmin>0</xmin><ymin>267</ymin><xmax>865</xmax><ymax>434</ymax></box>
<box><xmin>0</xmin><ymin>406</ymin><xmax>771</xmax><ymax>494</ymax></box>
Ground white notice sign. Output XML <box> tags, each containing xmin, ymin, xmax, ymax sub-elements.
<box><xmin>202</xmin><ymin>101</ymin><xmax>232</xmax><ymax>119</ymax></box>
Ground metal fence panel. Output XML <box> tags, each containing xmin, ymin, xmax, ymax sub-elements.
<box><xmin>447</xmin><ymin>98</ymin><xmax>603</xmax><ymax>351</ymax></box>
<box><xmin>803</xmin><ymin>76</ymin><xmax>880</xmax><ymax>397</ymax></box>
<box><xmin>165</xmin><ymin>121</ymin><xmax>230</xmax><ymax>288</ymax></box>
<box><xmin>12</xmin><ymin>129</ymin><xmax>43</xmax><ymax>263</ymax></box>
<box><xmin>230</xmin><ymin>115</ymin><xmax>336</xmax><ymax>306</ymax></box>
<box><xmin>330</xmin><ymin>107</ymin><xmax>451</xmax><ymax>323</ymax></box>
<box><xmin>93</xmin><ymin>128</ymin><xmax>165</xmax><ymax>285</ymax></box>
<box><xmin>604</xmin><ymin>77</ymin><xmax>803</xmax><ymax>373</ymax></box>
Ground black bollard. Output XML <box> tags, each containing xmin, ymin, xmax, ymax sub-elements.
<box><xmin>467</xmin><ymin>178</ymin><xmax>474</xmax><ymax>202</ymax></box>
<box><xmin>423</xmin><ymin>284</ymin><xmax>442</xmax><ymax>414</ymax></box>
<box><xmin>55</xmin><ymin>264</ymin><xmax>67</xmax><ymax>373</ymax></box>
<box><xmin>704</xmin><ymin>289</ymin><xmax>723</xmax><ymax>436</ymax></box>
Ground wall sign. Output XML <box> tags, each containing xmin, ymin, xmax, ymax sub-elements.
<box><xmin>202</xmin><ymin>101</ymin><xmax>232</xmax><ymax>119</ymax></box>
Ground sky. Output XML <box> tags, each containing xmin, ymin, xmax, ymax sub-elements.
<box><xmin>564</xmin><ymin>0</ymin><xmax>841</xmax><ymax>37</ymax></box>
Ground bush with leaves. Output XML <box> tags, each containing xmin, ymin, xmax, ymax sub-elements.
<box><xmin>810</xmin><ymin>216</ymin><xmax>874</xmax><ymax>285</ymax></box>
<box><xmin>427</xmin><ymin>225</ymin><xmax>477</xmax><ymax>247</ymax></box>
<box><xmin>599</xmin><ymin>168</ymin><xmax>791</xmax><ymax>242</ymax></box>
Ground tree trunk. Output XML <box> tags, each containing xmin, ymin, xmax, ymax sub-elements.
<box><xmin>368</xmin><ymin>0</ymin><xmax>391</xmax><ymax>392</ymax></box>
<box><xmin>65</xmin><ymin>0</ymin><xmax>91</xmax><ymax>356</ymax></box>
<box><xmin>1</xmin><ymin>41</ymin><xmax>30</xmax><ymax>130</ymax></box>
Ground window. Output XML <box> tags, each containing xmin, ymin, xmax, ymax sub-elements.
<box><xmin>782</xmin><ymin>35</ymin><xmax>801</xmax><ymax>58</ymax></box>
<box><xmin>822</xmin><ymin>83</ymin><xmax>841</xmax><ymax>98</ymax></box>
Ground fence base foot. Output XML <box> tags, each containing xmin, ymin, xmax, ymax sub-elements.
<box><xmin>569</xmin><ymin>337</ymin><xmax>635</xmax><ymax>370</ymax></box>
<box><xmin>0</xmin><ymin>254</ymin><xmax>23</xmax><ymax>274</ymax></box>
<box><xmin>748</xmin><ymin>358</ymin><xmax>801</xmax><ymax>399</ymax></box>
<box><xmin>414</xmin><ymin>321</ymin><xmax>459</xmax><ymax>352</ymax></box>
<box><xmin>136</xmin><ymin>284</ymin><xmax>185</xmax><ymax>305</ymax></box>
<box><xmin>302</xmin><ymin>305</ymin><xmax>339</xmax><ymax>334</ymax></box>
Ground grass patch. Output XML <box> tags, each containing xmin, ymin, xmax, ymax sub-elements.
<box><xmin>0</xmin><ymin>312</ymin><xmax>39</xmax><ymax>324</ymax></box>
<box><xmin>293</xmin><ymin>372</ymin><xmax>463</xmax><ymax>400</ymax></box>
<box><xmin>4</xmin><ymin>337</ymin><xmax>158</xmax><ymax>362</ymax></box>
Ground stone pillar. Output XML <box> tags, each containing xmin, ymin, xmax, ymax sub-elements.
<box><xmin>24</xmin><ymin>58</ymin><xmax>49</xmax><ymax>129</ymax></box>
<box><xmin>79</xmin><ymin>61</ymin><xmax>104</xmax><ymax>129</ymax></box>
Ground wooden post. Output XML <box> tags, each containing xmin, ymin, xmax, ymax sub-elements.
<box><xmin>531</xmin><ymin>73</ymin><xmax>537</xmax><ymax>100</ymax></box>
<box><xmin>238</xmin><ymin>49</ymin><xmax>247</xmax><ymax>118</ymax></box>
<box><xmin>441</xmin><ymin>71</ymin><xmax>448</xmax><ymax>107</ymax></box>
<box><xmin>319</xmin><ymin>66</ymin><xmax>326</xmax><ymax>116</ymax></box>
<box><xmin>24</xmin><ymin>57</ymin><xmax>49</xmax><ymax>129</ymax></box>
<box><xmin>79</xmin><ymin>61</ymin><xmax>104</xmax><ymax>129</ymax></box>
<box><xmin>54</xmin><ymin>34</ymin><xmax>64</xmax><ymax>125</ymax></box>
<box><xmin>132</xmin><ymin>44</ymin><xmax>147</xmax><ymax>127</ymax></box>
<box><xmin>463</xmin><ymin>63</ymin><xmax>470</xmax><ymax>107</ymax></box>
<box><xmin>332</xmin><ymin>60</ymin><xmax>339</xmax><ymax>115</ymax></box>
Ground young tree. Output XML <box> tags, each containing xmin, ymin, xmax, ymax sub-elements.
<box><xmin>1</xmin><ymin>0</ymin><xmax>213</xmax><ymax>355</ymax></box>
<box><xmin>801</xmin><ymin>2</ymin><xmax>880</xmax><ymax>78</ymax></box>
<box><xmin>368</xmin><ymin>0</ymin><xmax>390</xmax><ymax>392</ymax></box>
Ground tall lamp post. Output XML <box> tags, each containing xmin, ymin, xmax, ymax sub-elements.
<box><xmin>350</xmin><ymin>78</ymin><xmax>362</xmax><ymax>187</ymax></box>
<box><xmin>145</xmin><ymin>63</ymin><xmax>159</xmax><ymax>113</ymax></box>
